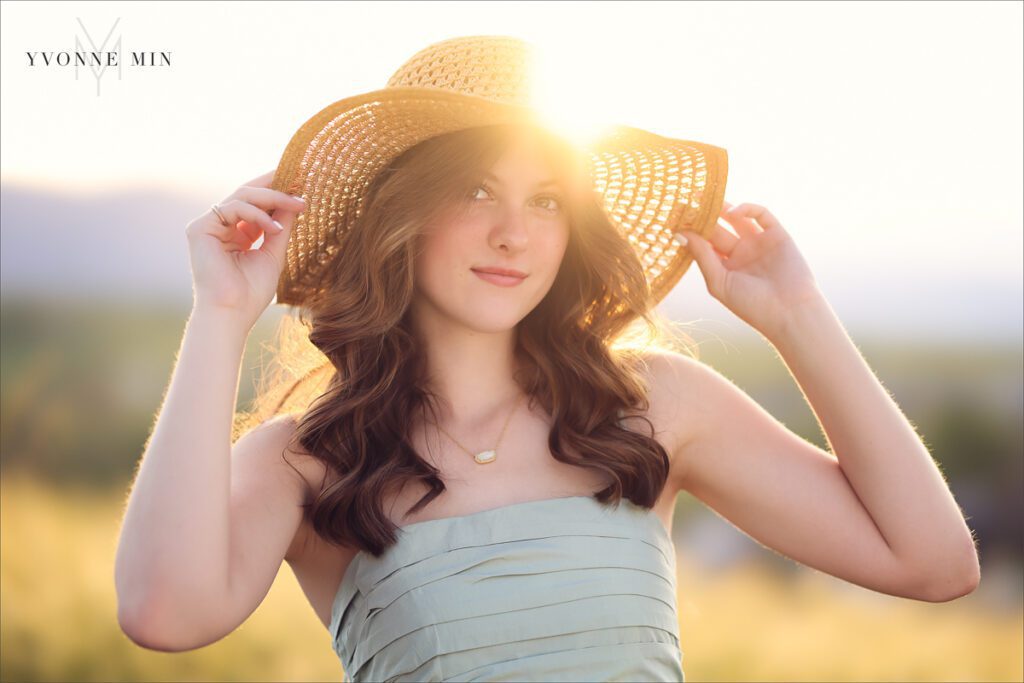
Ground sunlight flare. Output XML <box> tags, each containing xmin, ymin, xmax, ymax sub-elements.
<box><xmin>529</xmin><ymin>40</ymin><xmax>620</xmax><ymax>150</ymax></box>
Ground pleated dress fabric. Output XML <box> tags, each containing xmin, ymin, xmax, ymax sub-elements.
<box><xmin>328</xmin><ymin>494</ymin><xmax>685</xmax><ymax>682</ymax></box>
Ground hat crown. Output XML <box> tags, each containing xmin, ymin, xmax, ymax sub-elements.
<box><xmin>385</xmin><ymin>35</ymin><xmax>536</xmax><ymax>108</ymax></box>
<box><xmin>273</xmin><ymin>35</ymin><xmax>728</xmax><ymax>309</ymax></box>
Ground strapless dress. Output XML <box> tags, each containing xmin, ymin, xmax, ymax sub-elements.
<box><xmin>328</xmin><ymin>494</ymin><xmax>684</xmax><ymax>681</ymax></box>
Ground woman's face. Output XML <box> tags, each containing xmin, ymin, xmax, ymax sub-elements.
<box><xmin>412</xmin><ymin>131</ymin><xmax>572</xmax><ymax>334</ymax></box>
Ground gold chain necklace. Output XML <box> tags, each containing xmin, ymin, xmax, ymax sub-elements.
<box><xmin>433</xmin><ymin>392</ymin><xmax>526</xmax><ymax>464</ymax></box>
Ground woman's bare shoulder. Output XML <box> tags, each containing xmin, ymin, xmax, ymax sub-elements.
<box><xmin>241</xmin><ymin>414</ymin><xmax>333</xmax><ymax>559</ymax></box>
<box><xmin>632</xmin><ymin>349</ymin><xmax>706</xmax><ymax>482</ymax></box>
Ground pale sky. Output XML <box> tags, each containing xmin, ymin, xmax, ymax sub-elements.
<box><xmin>2</xmin><ymin>0</ymin><xmax>1022</xmax><ymax>292</ymax></box>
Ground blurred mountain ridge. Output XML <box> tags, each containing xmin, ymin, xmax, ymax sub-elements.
<box><xmin>2</xmin><ymin>180</ymin><xmax>1021</xmax><ymax>342</ymax></box>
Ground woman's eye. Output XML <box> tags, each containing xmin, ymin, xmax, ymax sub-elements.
<box><xmin>536</xmin><ymin>196</ymin><xmax>562</xmax><ymax>213</ymax></box>
<box><xmin>467</xmin><ymin>184</ymin><xmax>561</xmax><ymax>213</ymax></box>
<box><xmin>469</xmin><ymin>184</ymin><xmax>491</xmax><ymax>200</ymax></box>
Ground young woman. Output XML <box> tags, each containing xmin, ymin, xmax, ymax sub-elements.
<box><xmin>114</xmin><ymin>36</ymin><xmax>979</xmax><ymax>682</ymax></box>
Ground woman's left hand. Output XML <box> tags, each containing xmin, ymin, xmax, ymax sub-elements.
<box><xmin>676</xmin><ymin>201</ymin><xmax>825</xmax><ymax>343</ymax></box>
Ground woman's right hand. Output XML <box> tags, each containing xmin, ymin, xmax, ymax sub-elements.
<box><xmin>185</xmin><ymin>170</ymin><xmax>307</xmax><ymax>329</ymax></box>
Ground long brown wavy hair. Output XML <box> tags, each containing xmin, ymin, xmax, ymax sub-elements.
<box><xmin>234</xmin><ymin>123</ymin><xmax>698</xmax><ymax>558</ymax></box>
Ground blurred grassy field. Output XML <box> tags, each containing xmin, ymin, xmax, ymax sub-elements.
<box><xmin>2</xmin><ymin>297</ymin><xmax>1022</xmax><ymax>680</ymax></box>
<box><xmin>1</xmin><ymin>471</ymin><xmax>1020</xmax><ymax>682</ymax></box>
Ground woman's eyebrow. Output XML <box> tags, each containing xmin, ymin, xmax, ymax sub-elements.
<box><xmin>483</xmin><ymin>171</ymin><xmax>562</xmax><ymax>189</ymax></box>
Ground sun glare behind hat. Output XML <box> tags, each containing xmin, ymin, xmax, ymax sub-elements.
<box><xmin>270</xmin><ymin>35</ymin><xmax>728</xmax><ymax>309</ymax></box>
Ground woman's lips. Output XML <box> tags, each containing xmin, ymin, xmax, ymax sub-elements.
<box><xmin>472</xmin><ymin>269</ymin><xmax>527</xmax><ymax>287</ymax></box>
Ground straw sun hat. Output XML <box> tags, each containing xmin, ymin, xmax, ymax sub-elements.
<box><xmin>269</xmin><ymin>34</ymin><xmax>728</xmax><ymax>308</ymax></box>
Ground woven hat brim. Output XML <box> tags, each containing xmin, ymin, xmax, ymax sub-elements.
<box><xmin>270</xmin><ymin>86</ymin><xmax>727</xmax><ymax>308</ymax></box>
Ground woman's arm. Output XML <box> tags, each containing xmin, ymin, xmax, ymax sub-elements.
<box><xmin>771</xmin><ymin>295</ymin><xmax>980</xmax><ymax>593</ymax></box>
<box><xmin>661</xmin><ymin>297</ymin><xmax>978</xmax><ymax>602</ymax></box>
<box><xmin>670</xmin><ymin>202</ymin><xmax>980</xmax><ymax>601</ymax></box>
<box><xmin>114</xmin><ymin>308</ymin><xmax>307</xmax><ymax>650</ymax></box>
<box><xmin>114</xmin><ymin>308</ymin><xmax>244</xmax><ymax>641</ymax></box>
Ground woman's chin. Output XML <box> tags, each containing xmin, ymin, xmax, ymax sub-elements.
<box><xmin>458</xmin><ymin>310</ymin><xmax>528</xmax><ymax>334</ymax></box>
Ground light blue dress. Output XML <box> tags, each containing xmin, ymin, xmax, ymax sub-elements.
<box><xmin>328</xmin><ymin>494</ymin><xmax>685</xmax><ymax>682</ymax></box>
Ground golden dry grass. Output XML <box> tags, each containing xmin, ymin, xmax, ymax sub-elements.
<box><xmin>1</xmin><ymin>472</ymin><xmax>1020</xmax><ymax>682</ymax></box>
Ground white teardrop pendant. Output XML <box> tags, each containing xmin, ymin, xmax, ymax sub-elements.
<box><xmin>474</xmin><ymin>449</ymin><xmax>497</xmax><ymax>464</ymax></box>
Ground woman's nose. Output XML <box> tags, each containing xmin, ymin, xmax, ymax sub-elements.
<box><xmin>492</xmin><ymin>207</ymin><xmax>530</xmax><ymax>249</ymax></box>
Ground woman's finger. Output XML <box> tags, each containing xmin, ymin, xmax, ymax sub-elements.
<box><xmin>226</xmin><ymin>185</ymin><xmax>307</xmax><ymax>215</ymax></box>
<box><xmin>201</xmin><ymin>213</ymin><xmax>266</xmax><ymax>254</ymax></box>
<box><xmin>239</xmin><ymin>185</ymin><xmax>307</xmax><ymax>211</ymax></box>
<box><xmin>204</xmin><ymin>174</ymin><xmax>305</xmax><ymax>249</ymax></box>
<box><xmin>258</xmin><ymin>206</ymin><xmax>299</xmax><ymax>266</ymax></box>
<box><xmin>240</xmin><ymin>169</ymin><xmax>277</xmax><ymax>189</ymax></box>
<box><xmin>208</xmin><ymin>198</ymin><xmax>284</xmax><ymax>241</ymax></box>
<box><xmin>707</xmin><ymin>220</ymin><xmax>740</xmax><ymax>255</ymax></box>
<box><xmin>230</xmin><ymin>220</ymin><xmax>266</xmax><ymax>250</ymax></box>
<box><xmin>726</xmin><ymin>203</ymin><xmax>783</xmax><ymax>232</ymax></box>
<box><xmin>678</xmin><ymin>229</ymin><xmax>728</xmax><ymax>293</ymax></box>
<box><xmin>721</xmin><ymin>203</ymin><xmax>762</xmax><ymax>237</ymax></box>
